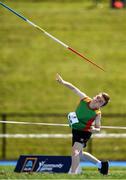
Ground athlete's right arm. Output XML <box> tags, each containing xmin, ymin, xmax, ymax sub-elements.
<box><xmin>56</xmin><ymin>73</ymin><xmax>87</xmax><ymax>99</ymax></box>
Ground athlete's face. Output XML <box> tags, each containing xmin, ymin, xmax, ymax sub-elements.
<box><xmin>92</xmin><ymin>93</ymin><xmax>106</xmax><ymax>108</ymax></box>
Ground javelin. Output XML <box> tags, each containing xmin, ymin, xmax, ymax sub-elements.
<box><xmin>0</xmin><ymin>120</ymin><xmax>126</xmax><ymax>130</ymax></box>
<box><xmin>0</xmin><ymin>2</ymin><xmax>104</xmax><ymax>71</ymax></box>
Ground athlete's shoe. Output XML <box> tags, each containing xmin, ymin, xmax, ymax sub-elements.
<box><xmin>98</xmin><ymin>161</ymin><xmax>109</xmax><ymax>175</ymax></box>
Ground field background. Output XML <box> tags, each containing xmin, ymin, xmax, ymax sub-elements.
<box><xmin>0</xmin><ymin>0</ymin><xmax>126</xmax><ymax>162</ymax></box>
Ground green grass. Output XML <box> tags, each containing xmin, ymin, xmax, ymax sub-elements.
<box><xmin>0</xmin><ymin>166</ymin><xmax>126</xmax><ymax>179</ymax></box>
<box><xmin>0</xmin><ymin>0</ymin><xmax>126</xmax><ymax>160</ymax></box>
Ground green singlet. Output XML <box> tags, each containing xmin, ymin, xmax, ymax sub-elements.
<box><xmin>72</xmin><ymin>97</ymin><xmax>101</xmax><ymax>131</ymax></box>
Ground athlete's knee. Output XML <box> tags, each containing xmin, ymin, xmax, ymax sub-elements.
<box><xmin>72</xmin><ymin>147</ymin><xmax>80</xmax><ymax>157</ymax></box>
<box><xmin>72</xmin><ymin>142</ymin><xmax>83</xmax><ymax>157</ymax></box>
<box><xmin>73</xmin><ymin>150</ymin><xmax>80</xmax><ymax>157</ymax></box>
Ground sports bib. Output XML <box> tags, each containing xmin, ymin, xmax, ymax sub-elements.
<box><xmin>68</xmin><ymin>112</ymin><xmax>79</xmax><ymax>127</ymax></box>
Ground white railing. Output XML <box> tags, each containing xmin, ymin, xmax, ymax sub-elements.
<box><xmin>0</xmin><ymin>133</ymin><xmax>126</xmax><ymax>138</ymax></box>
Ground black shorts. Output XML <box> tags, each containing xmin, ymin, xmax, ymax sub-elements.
<box><xmin>72</xmin><ymin>129</ymin><xmax>92</xmax><ymax>148</ymax></box>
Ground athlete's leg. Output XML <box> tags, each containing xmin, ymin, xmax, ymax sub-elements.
<box><xmin>80</xmin><ymin>151</ymin><xmax>101</xmax><ymax>168</ymax></box>
<box><xmin>80</xmin><ymin>151</ymin><xmax>109</xmax><ymax>175</ymax></box>
<box><xmin>70</xmin><ymin>142</ymin><xmax>83</xmax><ymax>174</ymax></box>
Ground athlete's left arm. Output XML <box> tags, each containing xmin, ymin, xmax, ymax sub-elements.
<box><xmin>90</xmin><ymin>113</ymin><xmax>101</xmax><ymax>133</ymax></box>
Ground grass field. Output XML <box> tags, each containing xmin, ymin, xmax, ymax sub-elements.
<box><xmin>0</xmin><ymin>166</ymin><xmax>126</xmax><ymax>179</ymax></box>
<box><xmin>0</xmin><ymin>0</ymin><xmax>126</xmax><ymax>160</ymax></box>
<box><xmin>1</xmin><ymin>0</ymin><xmax>126</xmax><ymax>113</ymax></box>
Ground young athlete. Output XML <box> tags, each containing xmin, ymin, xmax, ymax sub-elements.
<box><xmin>56</xmin><ymin>73</ymin><xmax>110</xmax><ymax>175</ymax></box>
